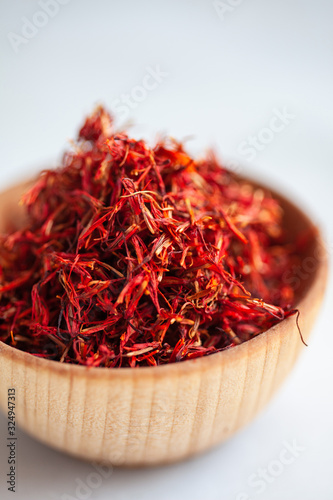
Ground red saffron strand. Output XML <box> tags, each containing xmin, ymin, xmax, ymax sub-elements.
<box><xmin>0</xmin><ymin>106</ymin><xmax>304</xmax><ymax>367</ymax></box>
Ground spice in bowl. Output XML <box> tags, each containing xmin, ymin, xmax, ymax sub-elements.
<box><xmin>0</xmin><ymin>106</ymin><xmax>304</xmax><ymax>368</ymax></box>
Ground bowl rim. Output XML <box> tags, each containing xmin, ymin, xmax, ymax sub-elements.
<box><xmin>0</xmin><ymin>174</ymin><xmax>328</xmax><ymax>380</ymax></box>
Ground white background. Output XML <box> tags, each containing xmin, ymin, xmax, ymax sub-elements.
<box><xmin>0</xmin><ymin>1</ymin><xmax>332</xmax><ymax>499</ymax></box>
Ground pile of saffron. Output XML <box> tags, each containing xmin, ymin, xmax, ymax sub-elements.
<box><xmin>0</xmin><ymin>107</ymin><xmax>301</xmax><ymax>367</ymax></box>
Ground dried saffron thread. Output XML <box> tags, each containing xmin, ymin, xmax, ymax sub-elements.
<box><xmin>0</xmin><ymin>106</ymin><xmax>304</xmax><ymax>367</ymax></box>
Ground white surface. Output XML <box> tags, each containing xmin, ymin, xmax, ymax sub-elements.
<box><xmin>0</xmin><ymin>0</ymin><xmax>332</xmax><ymax>499</ymax></box>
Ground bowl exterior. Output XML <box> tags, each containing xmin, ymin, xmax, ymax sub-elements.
<box><xmin>0</xmin><ymin>180</ymin><xmax>328</xmax><ymax>466</ymax></box>
<box><xmin>0</xmin><ymin>283</ymin><xmax>325</xmax><ymax>466</ymax></box>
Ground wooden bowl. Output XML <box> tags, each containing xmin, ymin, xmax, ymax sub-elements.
<box><xmin>0</xmin><ymin>178</ymin><xmax>328</xmax><ymax>466</ymax></box>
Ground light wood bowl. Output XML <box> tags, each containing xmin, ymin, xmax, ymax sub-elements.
<box><xmin>0</xmin><ymin>178</ymin><xmax>328</xmax><ymax>466</ymax></box>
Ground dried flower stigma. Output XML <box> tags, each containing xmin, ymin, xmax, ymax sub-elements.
<box><xmin>0</xmin><ymin>106</ymin><xmax>305</xmax><ymax>367</ymax></box>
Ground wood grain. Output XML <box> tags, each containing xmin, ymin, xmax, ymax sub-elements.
<box><xmin>0</xmin><ymin>178</ymin><xmax>328</xmax><ymax>466</ymax></box>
